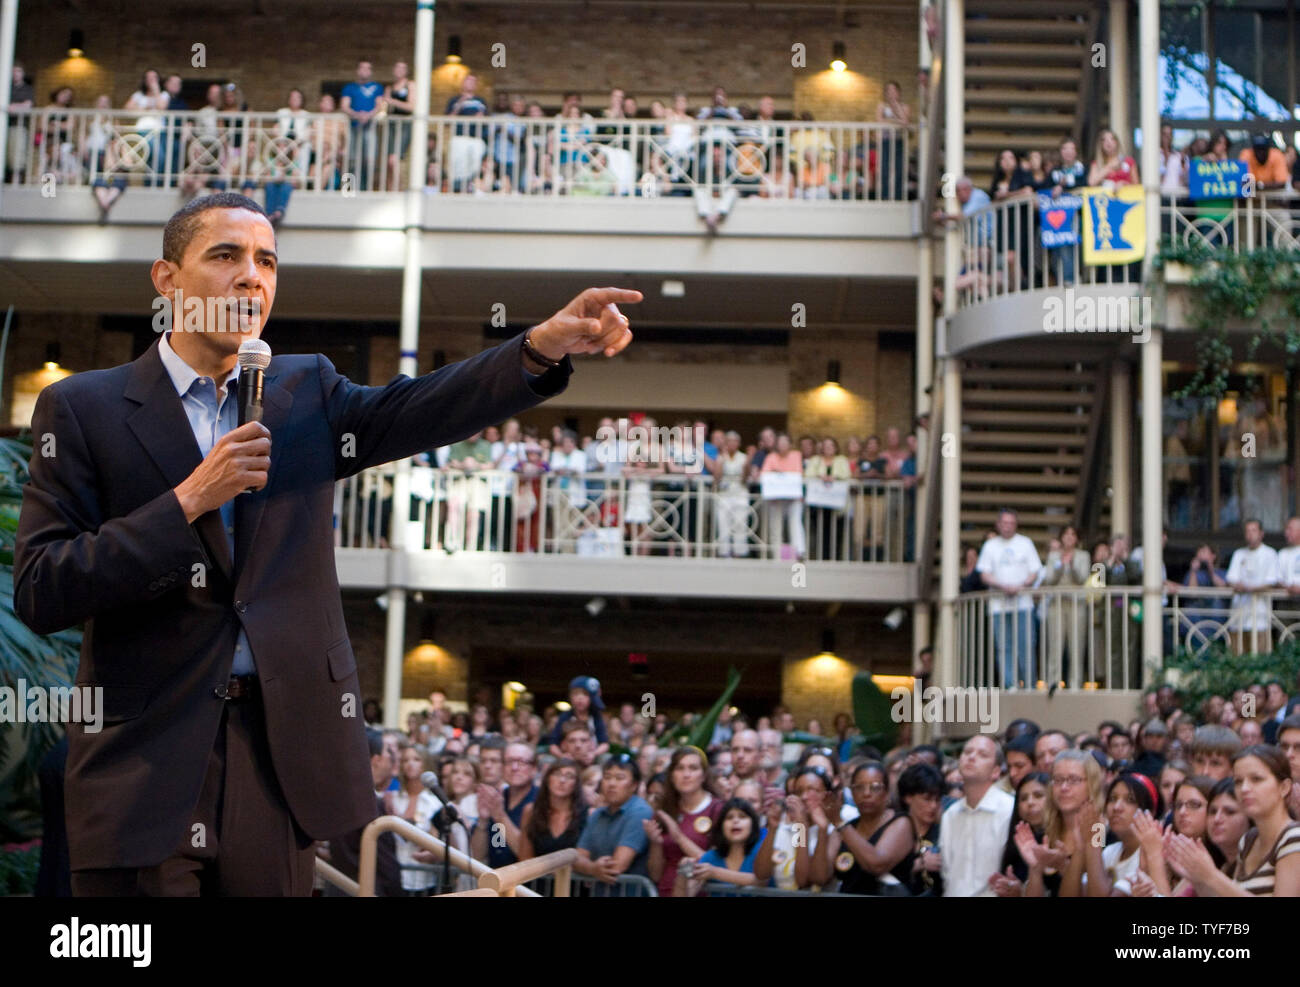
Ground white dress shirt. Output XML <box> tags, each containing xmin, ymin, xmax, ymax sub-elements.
<box><xmin>939</xmin><ymin>783</ymin><xmax>1015</xmax><ymax>897</ymax></box>
<box><xmin>1226</xmin><ymin>543</ymin><xmax>1279</xmax><ymax>631</ymax></box>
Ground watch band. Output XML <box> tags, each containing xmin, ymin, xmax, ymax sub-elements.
<box><xmin>522</xmin><ymin>328</ymin><xmax>562</xmax><ymax>369</ymax></box>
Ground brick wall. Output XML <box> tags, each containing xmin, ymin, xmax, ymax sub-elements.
<box><xmin>18</xmin><ymin>2</ymin><xmax>918</xmax><ymax>122</ymax></box>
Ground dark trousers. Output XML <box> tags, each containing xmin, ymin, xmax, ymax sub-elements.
<box><xmin>71</xmin><ymin>690</ymin><xmax>314</xmax><ymax>896</ymax></box>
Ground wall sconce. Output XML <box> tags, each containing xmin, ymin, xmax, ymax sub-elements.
<box><xmin>446</xmin><ymin>34</ymin><xmax>462</xmax><ymax>63</ymax></box>
<box><xmin>67</xmin><ymin>29</ymin><xmax>85</xmax><ymax>59</ymax></box>
<box><xmin>825</xmin><ymin>359</ymin><xmax>841</xmax><ymax>385</ymax></box>
<box><xmin>44</xmin><ymin>342</ymin><xmax>62</xmax><ymax>371</ymax></box>
<box><xmin>830</xmin><ymin>41</ymin><xmax>847</xmax><ymax>72</ymax></box>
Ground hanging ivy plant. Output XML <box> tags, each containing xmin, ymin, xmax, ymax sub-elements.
<box><xmin>1155</xmin><ymin>242</ymin><xmax>1300</xmax><ymax>399</ymax></box>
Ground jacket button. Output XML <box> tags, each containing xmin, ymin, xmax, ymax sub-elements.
<box><xmin>235</xmin><ymin>600</ymin><xmax>247</xmax><ymax>613</ymax></box>
<box><xmin>213</xmin><ymin>683</ymin><xmax>229</xmax><ymax>699</ymax></box>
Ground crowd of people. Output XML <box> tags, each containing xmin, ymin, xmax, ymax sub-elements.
<box><xmin>335</xmin><ymin>673</ymin><xmax>1300</xmax><ymax>896</ymax></box>
<box><xmin>939</xmin><ymin>124</ymin><xmax>1300</xmax><ymax>299</ymax></box>
<box><xmin>5</xmin><ymin>59</ymin><xmax>917</xmax><ymax>228</ymax></box>
<box><xmin>390</xmin><ymin>416</ymin><xmax>923</xmax><ymax>561</ymax></box>
<box><xmin>964</xmin><ymin>510</ymin><xmax>1300</xmax><ymax>690</ymax></box>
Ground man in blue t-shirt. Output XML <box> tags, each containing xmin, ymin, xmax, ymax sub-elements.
<box><xmin>576</xmin><ymin>755</ymin><xmax>654</xmax><ymax>888</ymax></box>
<box><xmin>341</xmin><ymin>60</ymin><xmax>384</xmax><ymax>190</ymax></box>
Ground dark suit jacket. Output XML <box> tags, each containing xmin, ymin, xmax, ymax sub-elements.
<box><xmin>14</xmin><ymin>330</ymin><xmax>571</xmax><ymax>870</ymax></box>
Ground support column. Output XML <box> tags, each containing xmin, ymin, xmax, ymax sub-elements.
<box><xmin>382</xmin><ymin>0</ymin><xmax>436</xmax><ymax>728</ymax></box>
<box><xmin>1108</xmin><ymin>0</ymin><xmax>1131</xmax><ymax>148</ymax></box>
<box><xmin>0</xmin><ymin>0</ymin><xmax>19</xmax><ymax>213</ymax></box>
<box><xmin>1110</xmin><ymin>361</ymin><xmax>1131</xmax><ymax>538</ymax></box>
<box><xmin>937</xmin><ymin>0</ymin><xmax>964</xmax><ymax>692</ymax></box>
<box><xmin>1140</xmin><ymin>0</ymin><xmax>1164</xmax><ymax>686</ymax></box>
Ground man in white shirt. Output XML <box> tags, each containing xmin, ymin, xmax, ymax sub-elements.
<box><xmin>549</xmin><ymin>429</ymin><xmax>588</xmax><ymax>508</ymax></box>
<box><xmin>976</xmin><ymin>509</ymin><xmax>1043</xmax><ymax>689</ymax></box>
<box><xmin>1275</xmin><ymin>516</ymin><xmax>1300</xmax><ymax>595</ymax></box>
<box><xmin>1226</xmin><ymin>518</ymin><xmax>1279</xmax><ymax>652</ymax></box>
<box><xmin>940</xmin><ymin>734</ymin><xmax>1014</xmax><ymax>897</ymax></box>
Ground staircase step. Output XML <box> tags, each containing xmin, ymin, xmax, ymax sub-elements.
<box><xmin>965</xmin><ymin>409</ymin><xmax>1091</xmax><ymax>427</ymax></box>
<box><xmin>967</xmin><ymin>110</ymin><xmax>1078</xmax><ymax>130</ymax></box>
<box><xmin>962</xmin><ymin>471</ymin><xmax>1080</xmax><ymax>488</ymax></box>
<box><xmin>966</xmin><ymin>132</ymin><xmax>1076</xmax><ymax>151</ymax></box>
<box><xmin>964</xmin><ymin>367</ymin><xmax>1097</xmax><ymax>385</ymax></box>
<box><xmin>965</xmin><ymin>42</ymin><xmax>1090</xmax><ymax>62</ymax></box>
<box><xmin>966</xmin><ymin>65</ymin><xmax>1084</xmax><ymax>84</ymax></box>
<box><xmin>962</xmin><ymin>509</ymin><xmax>1077</xmax><ymax>528</ymax></box>
<box><xmin>967</xmin><ymin>0</ymin><xmax>1095</xmax><ymax>14</ymax></box>
<box><xmin>963</xmin><ymin>491</ymin><xmax>1077</xmax><ymax>507</ymax></box>
<box><xmin>965</xmin><ymin>88</ymin><xmax>1081</xmax><ymax>108</ymax></box>
<box><xmin>964</xmin><ymin>389</ymin><xmax>1094</xmax><ymax>407</ymax></box>
<box><xmin>963</xmin><ymin>431</ymin><xmax>1087</xmax><ymax>448</ymax></box>
<box><xmin>963</xmin><ymin>451</ymin><xmax>1085</xmax><ymax>467</ymax></box>
<box><xmin>966</xmin><ymin>18</ymin><xmax>1089</xmax><ymax>41</ymax></box>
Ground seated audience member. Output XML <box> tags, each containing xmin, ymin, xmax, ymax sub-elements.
<box><xmin>1279</xmin><ymin>714</ymin><xmax>1300</xmax><ymax>818</ymax></box>
<box><xmin>1131</xmin><ymin>718</ymin><xmax>1168</xmax><ymax>781</ymax></box>
<box><xmin>1063</xmin><ymin>771</ymin><xmax>1161</xmax><ymax>897</ymax></box>
<box><xmin>1034</xmin><ymin>729</ymin><xmax>1071</xmax><ymax>772</ymax></box>
<box><xmin>560</xmin><ymin>720</ymin><xmax>597</xmax><ymax>769</ymax></box>
<box><xmin>752</xmin><ymin>765</ymin><xmax>841</xmax><ymax>891</ymax></box>
<box><xmin>992</xmin><ymin>772</ymin><xmax>1054</xmax><ymax>896</ymax></box>
<box><xmin>545</xmin><ymin>676</ymin><xmax>610</xmax><ymax>756</ymax></box>
<box><xmin>999</xmin><ymin>733</ymin><xmax>1037</xmax><ymax>794</ymax></box>
<box><xmin>676</xmin><ymin>796</ymin><xmax>765</xmax><ymax>895</ymax></box>
<box><xmin>520</xmin><ymin>758</ymin><xmax>587</xmax><ymax>860</ymax></box>
<box><xmin>1106</xmin><ymin>728</ymin><xmax>1135</xmax><ymax>769</ymax></box>
<box><xmin>645</xmin><ymin>747</ymin><xmax>723</xmax><ymax>896</ymax></box>
<box><xmin>471</xmin><ymin>740</ymin><xmax>538</xmax><ymax>867</ymax></box>
<box><xmin>1158</xmin><ymin>759</ymin><xmax>1191</xmax><ymax>822</ymax></box>
<box><xmin>1189</xmin><ymin>725</ymin><xmax>1243</xmax><ymax>781</ymax></box>
<box><xmin>840</xmin><ymin>762</ymin><xmax>944</xmax><ymax>896</ymax></box>
<box><xmin>940</xmin><ymin>735</ymin><xmax>1015</xmax><ymax>896</ymax></box>
<box><xmin>1135</xmin><ymin>774</ymin><xmax>1219</xmax><ymax>896</ymax></box>
<box><xmin>575</xmin><ymin>753</ymin><xmax>655</xmax><ymax>889</ymax></box>
<box><xmin>1165</xmin><ymin>746</ymin><xmax>1299</xmax><ymax>896</ymax></box>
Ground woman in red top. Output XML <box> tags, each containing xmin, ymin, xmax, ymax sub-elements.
<box><xmin>1087</xmin><ymin>128</ymin><xmax>1140</xmax><ymax>188</ymax></box>
<box><xmin>644</xmin><ymin>746</ymin><xmax>723</xmax><ymax>895</ymax></box>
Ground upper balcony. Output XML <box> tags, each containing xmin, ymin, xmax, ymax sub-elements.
<box><xmin>333</xmin><ymin>467</ymin><xmax>920</xmax><ymax>603</ymax></box>
<box><xmin>0</xmin><ymin>109</ymin><xmax>919</xmax><ymax>290</ymax></box>
<box><xmin>942</xmin><ymin>190</ymin><xmax>1300</xmax><ymax>357</ymax></box>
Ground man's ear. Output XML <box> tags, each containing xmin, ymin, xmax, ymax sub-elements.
<box><xmin>151</xmin><ymin>258</ymin><xmax>179</xmax><ymax>298</ymax></box>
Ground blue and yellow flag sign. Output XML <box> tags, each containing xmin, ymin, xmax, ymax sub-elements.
<box><xmin>1081</xmin><ymin>185</ymin><xmax>1145</xmax><ymax>266</ymax></box>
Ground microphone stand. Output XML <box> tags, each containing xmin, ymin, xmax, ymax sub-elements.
<box><xmin>432</xmin><ymin>804</ymin><xmax>460</xmax><ymax>894</ymax></box>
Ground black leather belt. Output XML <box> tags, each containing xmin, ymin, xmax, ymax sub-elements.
<box><xmin>214</xmin><ymin>674</ymin><xmax>259</xmax><ymax>703</ymax></box>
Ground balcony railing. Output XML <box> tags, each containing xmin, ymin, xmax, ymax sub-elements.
<box><xmin>955</xmin><ymin>190</ymin><xmax>1300</xmax><ymax>311</ymax></box>
<box><xmin>957</xmin><ymin>584</ymin><xmax>1300</xmax><ymax>693</ymax></box>
<box><xmin>3</xmin><ymin>108</ymin><xmax>913</xmax><ymax>201</ymax></box>
<box><xmin>333</xmin><ymin>468</ymin><xmax>914</xmax><ymax>563</ymax></box>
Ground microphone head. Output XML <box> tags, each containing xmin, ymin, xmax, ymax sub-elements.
<box><xmin>420</xmin><ymin>771</ymin><xmax>440</xmax><ymax>790</ymax></box>
<box><xmin>237</xmin><ymin>337</ymin><xmax>272</xmax><ymax>371</ymax></box>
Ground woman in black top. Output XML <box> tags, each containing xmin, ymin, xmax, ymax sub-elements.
<box><xmin>384</xmin><ymin>60</ymin><xmax>414</xmax><ymax>190</ymax></box>
<box><xmin>837</xmin><ymin>762</ymin><xmax>901</xmax><ymax>894</ymax></box>
<box><xmin>520</xmin><ymin>757</ymin><xmax>586</xmax><ymax>859</ymax></box>
<box><xmin>841</xmin><ymin>762</ymin><xmax>944</xmax><ymax>895</ymax></box>
<box><xmin>993</xmin><ymin>771</ymin><xmax>1060</xmax><ymax>896</ymax></box>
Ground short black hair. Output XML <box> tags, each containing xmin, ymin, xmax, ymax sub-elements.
<box><xmin>365</xmin><ymin>727</ymin><xmax>385</xmax><ymax>759</ymax></box>
<box><xmin>896</xmin><ymin>762</ymin><xmax>944</xmax><ymax>803</ymax></box>
<box><xmin>162</xmin><ymin>192</ymin><xmax>268</xmax><ymax>265</ymax></box>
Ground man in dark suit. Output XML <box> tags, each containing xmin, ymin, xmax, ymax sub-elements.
<box><xmin>14</xmin><ymin>192</ymin><xmax>640</xmax><ymax>896</ymax></box>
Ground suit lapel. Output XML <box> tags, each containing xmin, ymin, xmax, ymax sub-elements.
<box><xmin>233</xmin><ymin>376</ymin><xmax>293</xmax><ymax>583</ymax></box>
<box><xmin>124</xmin><ymin>340</ymin><xmax>234</xmax><ymax>581</ymax></box>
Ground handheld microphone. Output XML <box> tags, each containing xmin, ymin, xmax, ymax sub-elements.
<box><xmin>237</xmin><ymin>337</ymin><xmax>271</xmax><ymax>427</ymax></box>
<box><xmin>420</xmin><ymin>770</ymin><xmax>461</xmax><ymax>827</ymax></box>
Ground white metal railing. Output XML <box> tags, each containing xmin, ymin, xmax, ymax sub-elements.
<box><xmin>333</xmin><ymin>468</ymin><xmax>914</xmax><ymax>563</ymax></box>
<box><xmin>3</xmin><ymin>108</ymin><xmax>913</xmax><ymax>201</ymax></box>
<box><xmin>954</xmin><ymin>189</ymin><xmax>1300</xmax><ymax>311</ymax></box>
<box><xmin>957</xmin><ymin>584</ymin><xmax>1300</xmax><ymax>692</ymax></box>
<box><xmin>955</xmin><ymin>192</ymin><xmax>1142</xmax><ymax>309</ymax></box>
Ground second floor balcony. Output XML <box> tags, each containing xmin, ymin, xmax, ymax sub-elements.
<box><xmin>944</xmin><ymin>189</ymin><xmax>1300</xmax><ymax>355</ymax></box>
<box><xmin>1</xmin><ymin>109</ymin><xmax>919</xmax><ymax>281</ymax></box>
<box><xmin>334</xmin><ymin>468</ymin><xmax>919</xmax><ymax>602</ymax></box>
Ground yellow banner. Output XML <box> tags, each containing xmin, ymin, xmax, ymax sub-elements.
<box><xmin>1081</xmin><ymin>185</ymin><xmax>1146</xmax><ymax>265</ymax></box>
